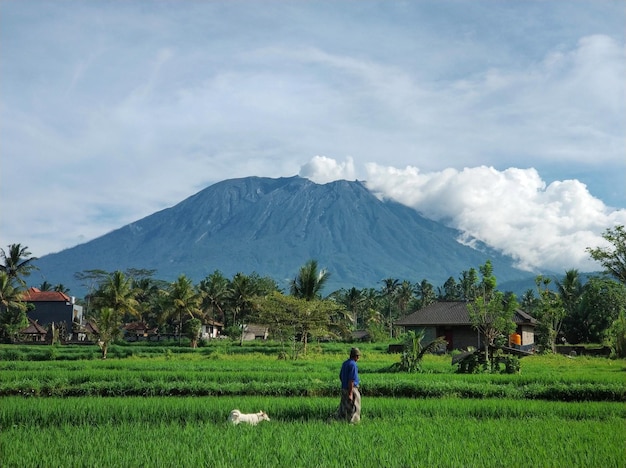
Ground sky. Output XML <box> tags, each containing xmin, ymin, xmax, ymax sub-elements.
<box><xmin>1</xmin><ymin>0</ymin><xmax>624</xmax><ymax>275</ymax></box>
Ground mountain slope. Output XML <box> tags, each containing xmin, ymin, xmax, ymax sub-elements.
<box><xmin>35</xmin><ymin>176</ymin><xmax>531</xmax><ymax>296</ymax></box>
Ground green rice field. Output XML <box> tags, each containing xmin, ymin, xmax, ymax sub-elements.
<box><xmin>0</xmin><ymin>342</ymin><xmax>624</xmax><ymax>467</ymax></box>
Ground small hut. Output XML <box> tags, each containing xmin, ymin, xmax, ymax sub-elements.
<box><xmin>19</xmin><ymin>318</ymin><xmax>47</xmax><ymax>342</ymax></box>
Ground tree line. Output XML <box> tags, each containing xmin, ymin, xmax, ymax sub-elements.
<box><xmin>1</xmin><ymin>225</ymin><xmax>625</xmax><ymax>358</ymax></box>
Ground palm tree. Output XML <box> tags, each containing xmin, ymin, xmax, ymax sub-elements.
<box><xmin>53</xmin><ymin>284</ymin><xmax>70</xmax><ymax>294</ymax></box>
<box><xmin>164</xmin><ymin>275</ymin><xmax>201</xmax><ymax>345</ymax></box>
<box><xmin>396</xmin><ymin>280</ymin><xmax>414</xmax><ymax>319</ymax></box>
<box><xmin>92</xmin><ymin>271</ymin><xmax>139</xmax><ymax>323</ymax></box>
<box><xmin>344</xmin><ymin>287</ymin><xmax>365</xmax><ymax>328</ymax></box>
<box><xmin>198</xmin><ymin>270</ymin><xmax>230</xmax><ymax>324</ymax></box>
<box><xmin>555</xmin><ymin>269</ymin><xmax>583</xmax><ymax>320</ymax></box>
<box><xmin>228</xmin><ymin>273</ymin><xmax>261</xmax><ymax>342</ymax></box>
<box><xmin>414</xmin><ymin>279</ymin><xmax>436</xmax><ymax>310</ymax></box>
<box><xmin>381</xmin><ymin>278</ymin><xmax>399</xmax><ymax>338</ymax></box>
<box><xmin>132</xmin><ymin>276</ymin><xmax>162</xmax><ymax>325</ymax></box>
<box><xmin>0</xmin><ymin>244</ymin><xmax>37</xmax><ymax>286</ymax></box>
<box><xmin>92</xmin><ymin>307</ymin><xmax>122</xmax><ymax>359</ymax></box>
<box><xmin>0</xmin><ymin>271</ymin><xmax>28</xmax><ymax>341</ymax></box>
<box><xmin>290</xmin><ymin>260</ymin><xmax>329</xmax><ymax>301</ymax></box>
<box><xmin>459</xmin><ymin>268</ymin><xmax>479</xmax><ymax>301</ymax></box>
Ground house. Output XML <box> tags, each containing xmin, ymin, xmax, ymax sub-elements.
<box><xmin>395</xmin><ymin>301</ymin><xmax>536</xmax><ymax>352</ymax></box>
<box><xmin>18</xmin><ymin>317</ymin><xmax>48</xmax><ymax>342</ymax></box>
<box><xmin>241</xmin><ymin>324</ymin><xmax>269</xmax><ymax>341</ymax></box>
<box><xmin>351</xmin><ymin>330</ymin><xmax>371</xmax><ymax>342</ymax></box>
<box><xmin>123</xmin><ymin>322</ymin><xmax>159</xmax><ymax>341</ymax></box>
<box><xmin>201</xmin><ymin>318</ymin><xmax>224</xmax><ymax>339</ymax></box>
<box><xmin>22</xmin><ymin>288</ymin><xmax>84</xmax><ymax>339</ymax></box>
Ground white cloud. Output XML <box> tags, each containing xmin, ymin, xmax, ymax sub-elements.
<box><xmin>299</xmin><ymin>156</ymin><xmax>356</xmax><ymax>184</ymax></box>
<box><xmin>364</xmin><ymin>163</ymin><xmax>626</xmax><ymax>273</ymax></box>
<box><xmin>0</xmin><ymin>2</ymin><xmax>624</xmax><ymax>261</ymax></box>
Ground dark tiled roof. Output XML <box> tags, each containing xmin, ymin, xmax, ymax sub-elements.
<box><xmin>396</xmin><ymin>301</ymin><xmax>473</xmax><ymax>326</ymax></box>
<box><xmin>124</xmin><ymin>322</ymin><xmax>156</xmax><ymax>332</ymax></box>
<box><xmin>20</xmin><ymin>318</ymin><xmax>47</xmax><ymax>334</ymax></box>
<box><xmin>395</xmin><ymin>301</ymin><xmax>536</xmax><ymax>327</ymax></box>
<box><xmin>22</xmin><ymin>287</ymin><xmax>71</xmax><ymax>302</ymax></box>
<box><xmin>244</xmin><ymin>324</ymin><xmax>268</xmax><ymax>336</ymax></box>
<box><xmin>84</xmin><ymin>321</ymin><xmax>99</xmax><ymax>334</ymax></box>
<box><xmin>514</xmin><ymin>308</ymin><xmax>537</xmax><ymax>325</ymax></box>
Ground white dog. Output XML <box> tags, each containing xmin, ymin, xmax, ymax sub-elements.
<box><xmin>228</xmin><ymin>409</ymin><xmax>270</xmax><ymax>425</ymax></box>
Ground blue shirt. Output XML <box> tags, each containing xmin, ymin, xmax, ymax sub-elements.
<box><xmin>339</xmin><ymin>358</ymin><xmax>359</xmax><ymax>389</ymax></box>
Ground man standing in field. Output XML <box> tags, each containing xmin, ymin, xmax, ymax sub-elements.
<box><xmin>337</xmin><ymin>347</ymin><xmax>361</xmax><ymax>423</ymax></box>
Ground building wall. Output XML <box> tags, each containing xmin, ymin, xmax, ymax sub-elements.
<box><xmin>451</xmin><ymin>327</ymin><xmax>480</xmax><ymax>351</ymax></box>
<box><xmin>520</xmin><ymin>326</ymin><xmax>534</xmax><ymax>345</ymax></box>
<box><xmin>26</xmin><ymin>302</ymin><xmax>74</xmax><ymax>327</ymax></box>
<box><xmin>405</xmin><ymin>325</ymin><xmax>480</xmax><ymax>351</ymax></box>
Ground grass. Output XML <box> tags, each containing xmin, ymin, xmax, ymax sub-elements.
<box><xmin>1</xmin><ymin>396</ymin><xmax>623</xmax><ymax>468</ymax></box>
<box><xmin>0</xmin><ymin>341</ymin><xmax>624</xmax><ymax>467</ymax></box>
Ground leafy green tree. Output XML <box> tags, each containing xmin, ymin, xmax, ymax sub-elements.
<box><xmin>468</xmin><ymin>292</ymin><xmax>517</xmax><ymax>369</ymax></box>
<box><xmin>185</xmin><ymin>317</ymin><xmax>202</xmax><ymax>348</ymax></box>
<box><xmin>91</xmin><ymin>307</ymin><xmax>123</xmax><ymax>359</ymax></box>
<box><xmin>249</xmin><ymin>272</ymin><xmax>280</xmax><ymax>296</ymax></box>
<box><xmin>0</xmin><ymin>271</ymin><xmax>28</xmax><ymax>341</ymax></box>
<box><xmin>290</xmin><ymin>259</ymin><xmax>329</xmax><ymax>301</ymax></box>
<box><xmin>468</xmin><ymin>262</ymin><xmax>517</xmax><ymax>368</ymax></box>
<box><xmin>438</xmin><ymin>276</ymin><xmax>460</xmax><ymax>300</ymax></box>
<box><xmin>606</xmin><ymin>308</ymin><xmax>626</xmax><ymax>358</ymax></box>
<box><xmin>0</xmin><ymin>244</ymin><xmax>37</xmax><ymax>286</ymax></box>
<box><xmin>257</xmin><ymin>291</ymin><xmax>343</xmax><ymax>357</ymax></box>
<box><xmin>478</xmin><ymin>260</ymin><xmax>497</xmax><ymax>300</ymax></box>
<box><xmin>586</xmin><ymin>225</ymin><xmax>626</xmax><ymax>285</ymax></box>
<box><xmin>565</xmin><ymin>277</ymin><xmax>626</xmax><ymax>344</ymax></box>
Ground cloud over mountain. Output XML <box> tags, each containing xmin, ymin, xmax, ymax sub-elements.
<box><xmin>308</xmin><ymin>161</ymin><xmax>624</xmax><ymax>273</ymax></box>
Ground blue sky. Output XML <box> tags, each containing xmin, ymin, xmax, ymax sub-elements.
<box><xmin>1</xmin><ymin>0</ymin><xmax>624</xmax><ymax>274</ymax></box>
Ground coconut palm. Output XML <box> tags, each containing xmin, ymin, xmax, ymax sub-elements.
<box><xmin>92</xmin><ymin>271</ymin><xmax>139</xmax><ymax>322</ymax></box>
<box><xmin>163</xmin><ymin>275</ymin><xmax>201</xmax><ymax>345</ymax></box>
<box><xmin>92</xmin><ymin>307</ymin><xmax>122</xmax><ymax>359</ymax></box>
<box><xmin>555</xmin><ymin>269</ymin><xmax>583</xmax><ymax>319</ymax></box>
<box><xmin>391</xmin><ymin>329</ymin><xmax>448</xmax><ymax>373</ymax></box>
<box><xmin>228</xmin><ymin>273</ymin><xmax>261</xmax><ymax>343</ymax></box>
<box><xmin>414</xmin><ymin>279</ymin><xmax>436</xmax><ymax>310</ymax></box>
<box><xmin>0</xmin><ymin>244</ymin><xmax>37</xmax><ymax>286</ymax></box>
<box><xmin>198</xmin><ymin>270</ymin><xmax>230</xmax><ymax>323</ymax></box>
<box><xmin>0</xmin><ymin>271</ymin><xmax>28</xmax><ymax>341</ymax></box>
<box><xmin>339</xmin><ymin>287</ymin><xmax>365</xmax><ymax>328</ymax></box>
<box><xmin>381</xmin><ymin>278</ymin><xmax>399</xmax><ymax>338</ymax></box>
<box><xmin>396</xmin><ymin>280</ymin><xmax>414</xmax><ymax>319</ymax></box>
<box><xmin>290</xmin><ymin>259</ymin><xmax>329</xmax><ymax>301</ymax></box>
